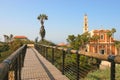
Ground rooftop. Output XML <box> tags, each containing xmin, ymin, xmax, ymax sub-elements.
<box><xmin>14</xmin><ymin>36</ymin><xmax>27</xmax><ymax>39</ymax></box>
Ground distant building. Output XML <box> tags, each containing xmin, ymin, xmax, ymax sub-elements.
<box><xmin>83</xmin><ymin>14</ymin><xmax>117</xmax><ymax>55</ymax></box>
<box><xmin>57</xmin><ymin>42</ymin><xmax>67</xmax><ymax>47</ymax></box>
<box><xmin>14</xmin><ymin>36</ymin><xmax>28</xmax><ymax>41</ymax></box>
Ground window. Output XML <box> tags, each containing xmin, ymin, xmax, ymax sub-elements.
<box><xmin>100</xmin><ymin>34</ymin><xmax>104</xmax><ymax>39</ymax></box>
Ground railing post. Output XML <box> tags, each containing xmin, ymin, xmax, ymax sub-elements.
<box><xmin>45</xmin><ymin>47</ymin><xmax>48</xmax><ymax>59</ymax></box>
<box><xmin>40</xmin><ymin>45</ymin><xmax>42</xmax><ymax>54</ymax></box>
<box><xmin>108</xmin><ymin>55</ymin><xmax>115</xmax><ymax>80</ymax></box>
<box><xmin>44</xmin><ymin>46</ymin><xmax>46</xmax><ymax>57</ymax></box>
<box><xmin>21</xmin><ymin>51</ymin><xmax>24</xmax><ymax>67</ymax></box>
<box><xmin>43</xmin><ymin>46</ymin><xmax>45</xmax><ymax>57</ymax></box>
<box><xmin>52</xmin><ymin>48</ymin><xmax>54</xmax><ymax>64</ymax></box>
<box><xmin>111</xmin><ymin>61</ymin><xmax>115</xmax><ymax>80</ymax></box>
<box><xmin>42</xmin><ymin>46</ymin><xmax>44</xmax><ymax>56</ymax></box>
<box><xmin>76</xmin><ymin>51</ymin><xmax>80</xmax><ymax>80</ymax></box>
<box><xmin>40</xmin><ymin>45</ymin><xmax>42</xmax><ymax>53</ymax></box>
<box><xmin>15</xmin><ymin>57</ymin><xmax>18</xmax><ymax>80</ymax></box>
<box><xmin>41</xmin><ymin>46</ymin><xmax>43</xmax><ymax>55</ymax></box>
<box><xmin>62</xmin><ymin>49</ymin><xmax>65</xmax><ymax>75</ymax></box>
<box><xmin>18</xmin><ymin>54</ymin><xmax>21</xmax><ymax>80</ymax></box>
<box><xmin>16</xmin><ymin>55</ymin><xmax>19</xmax><ymax>80</ymax></box>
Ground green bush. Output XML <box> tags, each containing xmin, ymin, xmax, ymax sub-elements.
<box><xmin>39</xmin><ymin>39</ymin><xmax>56</xmax><ymax>46</ymax></box>
<box><xmin>0</xmin><ymin>40</ymin><xmax>26</xmax><ymax>62</ymax></box>
<box><xmin>83</xmin><ymin>65</ymin><xmax>120</xmax><ymax>80</ymax></box>
<box><xmin>0</xmin><ymin>44</ymin><xmax>9</xmax><ymax>52</ymax></box>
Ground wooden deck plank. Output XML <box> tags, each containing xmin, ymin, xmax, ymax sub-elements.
<box><xmin>21</xmin><ymin>48</ymin><xmax>69</xmax><ymax>80</ymax></box>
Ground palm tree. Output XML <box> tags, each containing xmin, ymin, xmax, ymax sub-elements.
<box><xmin>115</xmin><ymin>41</ymin><xmax>120</xmax><ymax>55</ymax></box>
<box><xmin>3</xmin><ymin>34</ymin><xmax>13</xmax><ymax>43</ymax></box>
<box><xmin>107</xmin><ymin>28</ymin><xmax>116</xmax><ymax>54</ymax></box>
<box><xmin>4</xmin><ymin>35</ymin><xmax>9</xmax><ymax>43</ymax></box>
<box><xmin>9</xmin><ymin>34</ymin><xmax>13</xmax><ymax>42</ymax></box>
<box><xmin>37</xmin><ymin>14</ymin><xmax>48</xmax><ymax>41</ymax></box>
<box><xmin>111</xmin><ymin>28</ymin><xmax>116</xmax><ymax>38</ymax></box>
<box><xmin>107</xmin><ymin>30</ymin><xmax>112</xmax><ymax>54</ymax></box>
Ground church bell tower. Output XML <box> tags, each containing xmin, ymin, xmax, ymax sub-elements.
<box><xmin>83</xmin><ymin>14</ymin><xmax>88</xmax><ymax>33</ymax></box>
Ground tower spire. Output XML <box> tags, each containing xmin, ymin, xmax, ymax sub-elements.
<box><xmin>83</xmin><ymin>14</ymin><xmax>88</xmax><ymax>33</ymax></box>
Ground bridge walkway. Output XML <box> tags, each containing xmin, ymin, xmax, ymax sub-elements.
<box><xmin>21</xmin><ymin>47</ymin><xmax>69</xmax><ymax>80</ymax></box>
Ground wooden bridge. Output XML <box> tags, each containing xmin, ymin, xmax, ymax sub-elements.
<box><xmin>21</xmin><ymin>47</ymin><xmax>68</xmax><ymax>80</ymax></box>
<box><xmin>0</xmin><ymin>45</ymin><xmax>68</xmax><ymax>80</ymax></box>
<box><xmin>0</xmin><ymin>44</ymin><xmax>120</xmax><ymax>80</ymax></box>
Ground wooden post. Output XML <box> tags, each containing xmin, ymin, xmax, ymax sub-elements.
<box><xmin>18</xmin><ymin>55</ymin><xmax>21</xmax><ymax>80</ymax></box>
<box><xmin>52</xmin><ymin>48</ymin><xmax>54</xmax><ymax>64</ymax></box>
<box><xmin>43</xmin><ymin>46</ymin><xmax>45</xmax><ymax>57</ymax></box>
<box><xmin>111</xmin><ymin>61</ymin><xmax>115</xmax><ymax>80</ymax></box>
<box><xmin>46</xmin><ymin>47</ymin><xmax>48</xmax><ymax>59</ymax></box>
<box><xmin>62</xmin><ymin>49</ymin><xmax>65</xmax><ymax>75</ymax></box>
<box><xmin>108</xmin><ymin>55</ymin><xmax>115</xmax><ymax>80</ymax></box>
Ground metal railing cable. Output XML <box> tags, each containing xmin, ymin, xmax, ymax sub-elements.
<box><xmin>35</xmin><ymin>44</ymin><xmax>120</xmax><ymax>80</ymax></box>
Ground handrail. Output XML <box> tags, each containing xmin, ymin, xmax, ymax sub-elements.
<box><xmin>38</xmin><ymin>44</ymin><xmax>120</xmax><ymax>63</ymax></box>
<box><xmin>0</xmin><ymin>44</ymin><xmax>27</xmax><ymax>80</ymax></box>
<box><xmin>35</xmin><ymin>44</ymin><xmax>120</xmax><ymax>80</ymax></box>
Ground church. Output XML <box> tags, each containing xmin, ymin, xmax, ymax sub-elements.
<box><xmin>83</xmin><ymin>14</ymin><xmax>117</xmax><ymax>55</ymax></box>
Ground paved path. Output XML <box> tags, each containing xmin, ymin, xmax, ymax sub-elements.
<box><xmin>21</xmin><ymin>48</ymin><xmax>69</xmax><ymax>80</ymax></box>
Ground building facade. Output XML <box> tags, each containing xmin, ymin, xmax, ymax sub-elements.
<box><xmin>83</xmin><ymin>14</ymin><xmax>117</xmax><ymax>55</ymax></box>
<box><xmin>88</xmin><ymin>30</ymin><xmax>117</xmax><ymax>55</ymax></box>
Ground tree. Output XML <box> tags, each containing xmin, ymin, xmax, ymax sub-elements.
<box><xmin>66</xmin><ymin>32</ymin><xmax>90</xmax><ymax>50</ymax></box>
<box><xmin>9</xmin><ymin>34</ymin><xmax>13</xmax><ymax>42</ymax></box>
<box><xmin>107</xmin><ymin>30</ymin><xmax>112</xmax><ymax>54</ymax></box>
<box><xmin>115</xmin><ymin>40</ymin><xmax>120</xmax><ymax>55</ymax></box>
<box><xmin>79</xmin><ymin>32</ymin><xmax>90</xmax><ymax>50</ymax></box>
<box><xmin>67</xmin><ymin>35</ymin><xmax>76</xmax><ymax>44</ymax></box>
<box><xmin>3</xmin><ymin>34</ymin><xmax>13</xmax><ymax>43</ymax></box>
<box><xmin>35</xmin><ymin>37</ymin><xmax>39</xmax><ymax>43</ymax></box>
<box><xmin>37</xmin><ymin>14</ymin><xmax>48</xmax><ymax>41</ymax></box>
<box><xmin>111</xmin><ymin>28</ymin><xmax>116</xmax><ymax>38</ymax></box>
<box><xmin>107</xmin><ymin>28</ymin><xmax>116</xmax><ymax>54</ymax></box>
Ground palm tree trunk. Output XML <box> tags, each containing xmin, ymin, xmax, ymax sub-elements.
<box><xmin>40</xmin><ymin>26</ymin><xmax>45</xmax><ymax>41</ymax></box>
<box><xmin>41</xmin><ymin>20</ymin><xmax>44</xmax><ymax>26</ymax></box>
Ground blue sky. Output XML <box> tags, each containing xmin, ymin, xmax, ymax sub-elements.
<box><xmin>0</xmin><ymin>0</ymin><xmax>120</xmax><ymax>43</ymax></box>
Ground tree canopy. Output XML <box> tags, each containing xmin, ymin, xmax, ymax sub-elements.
<box><xmin>67</xmin><ymin>32</ymin><xmax>90</xmax><ymax>50</ymax></box>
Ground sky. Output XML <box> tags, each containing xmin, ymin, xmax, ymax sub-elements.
<box><xmin>0</xmin><ymin>0</ymin><xmax>120</xmax><ymax>43</ymax></box>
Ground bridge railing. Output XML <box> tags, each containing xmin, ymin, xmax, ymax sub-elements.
<box><xmin>35</xmin><ymin>44</ymin><xmax>120</xmax><ymax>80</ymax></box>
<box><xmin>0</xmin><ymin>44</ymin><xmax>27</xmax><ymax>80</ymax></box>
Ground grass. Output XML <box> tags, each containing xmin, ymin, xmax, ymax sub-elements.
<box><xmin>82</xmin><ymin>64</ymin><xmax>120</xmax><ymax>80</ymax></box>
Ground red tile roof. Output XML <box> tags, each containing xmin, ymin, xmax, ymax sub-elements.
<box><xmin>14</xmin><ymin>36</ymin><xmax>27</xmax><ymax>39</ymax></box>
<box><xmin>57</xmin><ymin>42</ymin><xmax>66</xmax><ymax>46</ymax></box>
